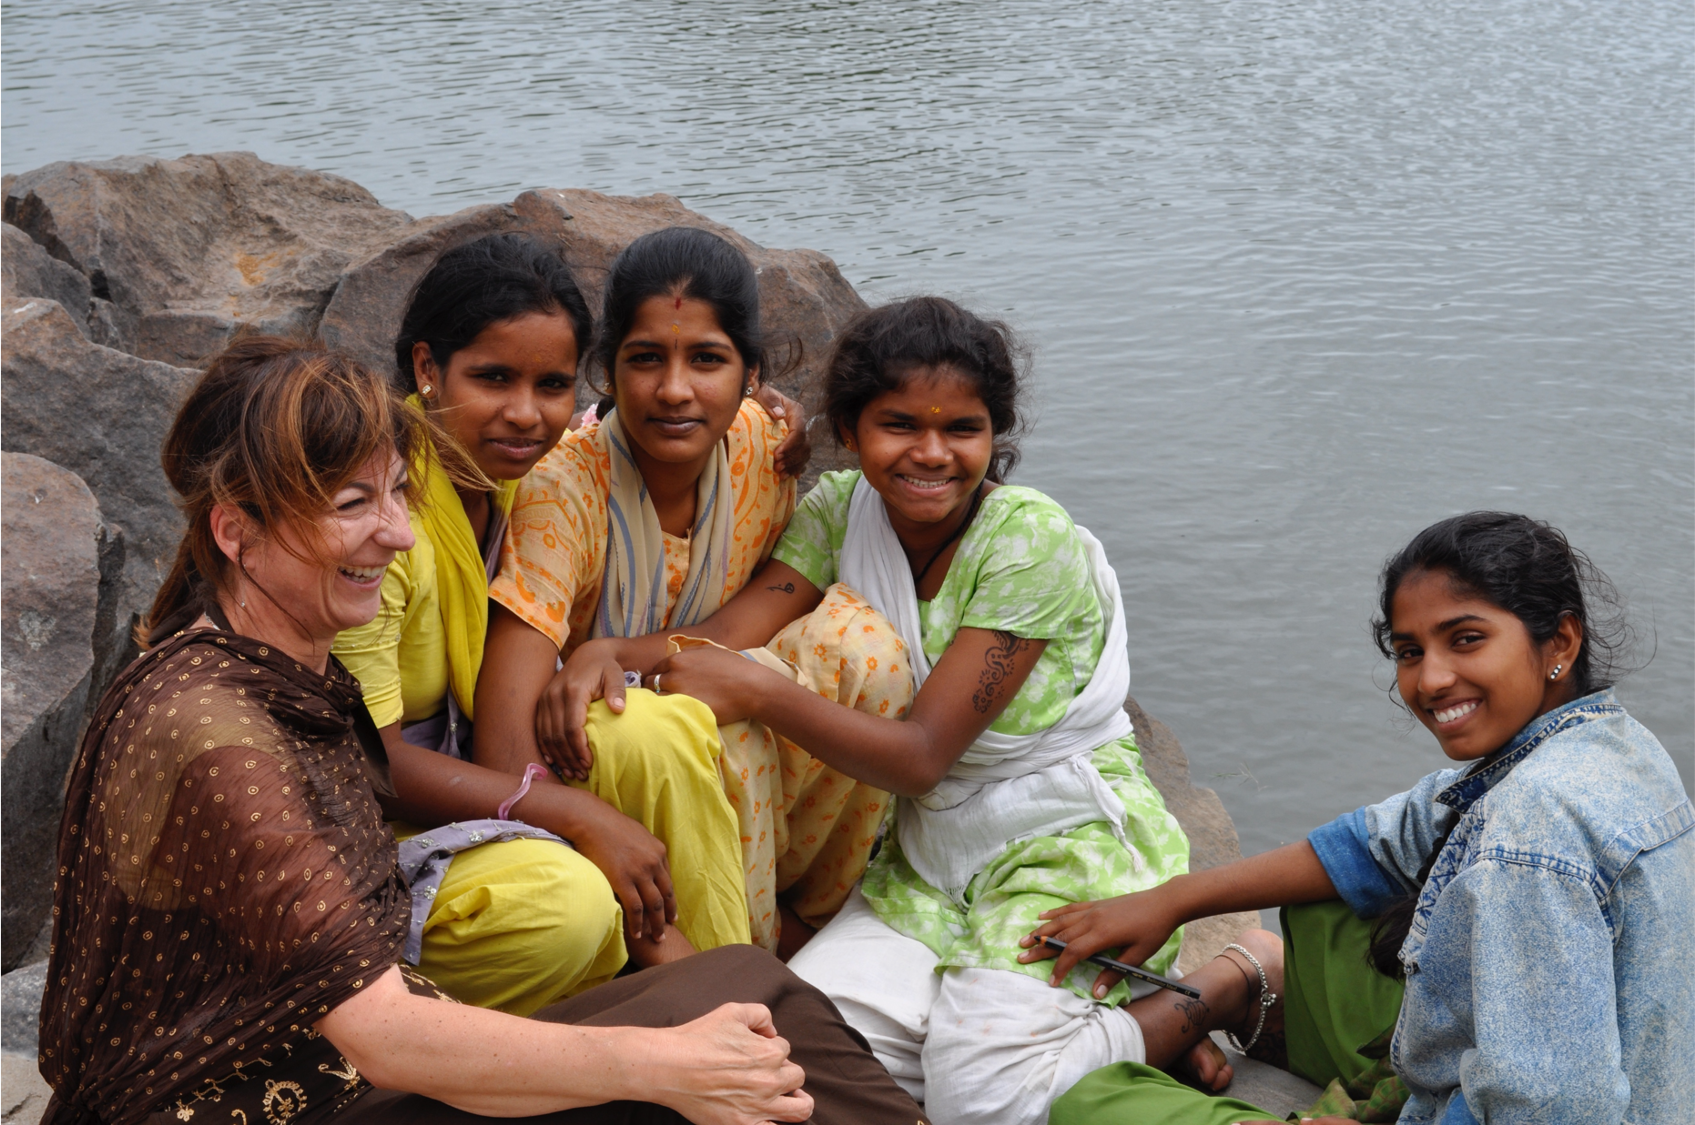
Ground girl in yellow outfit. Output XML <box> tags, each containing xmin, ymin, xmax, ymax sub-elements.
<box><xmin>479</xmin><ymin>227</ymin><xmax>909</xmax><ymax>955</ymax></box>
<box><xmin>334</xmin><ymin>234</ymin><xmax>801</xmax><ymax>1012</ymax></box>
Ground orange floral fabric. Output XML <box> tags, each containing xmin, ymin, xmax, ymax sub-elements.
<box><xmin>491</xmin><ymin>399</ymin><xmax>794</xmax><ymax>656</ymax></box>
<box><xmin>700</xmin><ymin>584</ymin><xmax>915</xmax><ymax>949</ymax></box>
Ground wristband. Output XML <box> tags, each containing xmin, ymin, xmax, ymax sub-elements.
<box><xmin>497</xmin><ymin>763</ymin><xmax>549</xmax><ymax>821</ymax></box>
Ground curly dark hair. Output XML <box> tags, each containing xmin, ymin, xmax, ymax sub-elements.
<box><xmin>823</xmin><ymin>296</ymin><xmax>1029</xmax><ymax>482</ymax></box>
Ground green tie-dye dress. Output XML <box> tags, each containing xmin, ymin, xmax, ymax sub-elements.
<box><xmin>771</xmin><ymin>471</ymin><xmax>1191</xmax><ymax>1005</ymax></box>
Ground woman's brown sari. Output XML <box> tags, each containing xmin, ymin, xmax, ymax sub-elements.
<box><xmin>39</xmin><ymin>626</ymin><xmax>409</xmax><ymax>1125</ymax></box>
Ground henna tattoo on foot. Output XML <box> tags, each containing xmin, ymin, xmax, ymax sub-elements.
<box><xmin>1175</xmin><ymin>996</ymin><xmax>1211</xmax><ymax>1036</ymax></box>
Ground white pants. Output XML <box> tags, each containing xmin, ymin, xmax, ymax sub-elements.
<box><xmin>789</xmin><ymin>886</ymin><xmax>1147</xmax><ymax>1125</ymax></box>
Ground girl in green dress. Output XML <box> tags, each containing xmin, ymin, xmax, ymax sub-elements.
<box><xmin>544</xmin><ymin>297</ymin><xmax>1269</xmax><ymax>1125</ymax></box>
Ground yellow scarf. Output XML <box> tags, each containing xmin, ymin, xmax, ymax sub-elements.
<box><xmin>409</xmin><ymin>396</ymin><xmax>518</xmax><ymax>721</ymax></box>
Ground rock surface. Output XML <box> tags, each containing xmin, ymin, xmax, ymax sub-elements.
<box><xmin>318</xmin><ymin>187</ymin><xmax>868</xmax><ymax>419</ymax></box>
<box><xmin>1</xmin><ymin>965</ymin><xmax>49</xmax><ymax>1120</ymax></box>
<box><xmin>4</xmin><ymin>152</ymin><xmax>413</xmax><ymax>366</ymax></box>
<box><xmin>1</xmin><ymin>298</ymin><xmax>195</xmax><ymax>640</ymax></box>
<box><xmin>1</xmin><ymin>224</ymin><xmax>95</xmax><ymax>342</ymax></box>
<box><xmin>1</xmin><ymin>454</ymin><xmax>124</xmax><ymax>970</ymax></box>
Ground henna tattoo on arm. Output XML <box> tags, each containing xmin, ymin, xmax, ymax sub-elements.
<box><xmin>971</xmin><ymin>630</ymin><xmax>1030</xmax><ymax>714</ymax></box>
<box><xmin>765</xmin><ymin>581</ymin><xmax>796</xmax><ymax>594</ymax></box>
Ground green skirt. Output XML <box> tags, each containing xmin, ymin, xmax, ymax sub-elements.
<box><xmin>1049</xmin><ymin>901</ymin><xmax>1408</xmax><ymax>1124</ymax></box>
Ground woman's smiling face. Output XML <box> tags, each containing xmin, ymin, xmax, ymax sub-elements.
<box><xmin>1389</xmin><ymin>568</ymin><xmax>1577</xmax><ymax>761</ymax></box>
<box><xmin>612</xmin><ymin>295</ymin><xmax>750</xmax><ymax>469</ymax></box>
<box><xmin>849</xmin><ymin>365</ymin><xmax>994</xmax><ymax>527</ymax></box>
<box><xmin>415</xmin><ymin>309</ymin><xmax>579</xmax><ymax>481</ymax></box>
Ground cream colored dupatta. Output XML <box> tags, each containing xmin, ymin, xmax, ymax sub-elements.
<box><xmin>592</xmin><ymin>407</ymin><xmax>739</xmax><ymax>638</ymax></box>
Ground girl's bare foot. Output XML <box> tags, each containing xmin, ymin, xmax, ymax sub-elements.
<box><xmin>1182</xmin><ymin>1035</ymin><xmax>1235</xmax><ymax>1091</ymax></box>
<box><xmin>1221</xmin><ymin>928</ymin><xmax>1288</xmax><ymax>1066</ymax></box>
<box><xmin>1175</xmin><ymin>928</ymin><xmax>1285</xmax><ymax>1090</ymax></box>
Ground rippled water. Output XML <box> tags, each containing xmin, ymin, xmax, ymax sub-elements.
<box><xmin>5</xmin><ymin>0</ymin><xmax>1691</xmax><ymax>856</ymax></box>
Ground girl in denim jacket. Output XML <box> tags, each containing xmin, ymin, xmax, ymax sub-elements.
<box><xmin>1021</xmin><ymin>511</ymin><xmax>1693</xmax><ymax>1125</ymax></box>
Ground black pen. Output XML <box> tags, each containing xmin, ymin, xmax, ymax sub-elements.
<box><xmin>1040</xmin><ymin>937</ymin><xmax>1202</xmax><ymax>999</ymax></box>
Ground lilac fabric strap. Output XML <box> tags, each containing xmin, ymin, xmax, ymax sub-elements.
<box><xmin>497</xmin><ymin>763</ymin><xmax>549</xmax><ymax>820</ymax></box>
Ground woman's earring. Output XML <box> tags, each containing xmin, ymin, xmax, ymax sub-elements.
<box><xmin>421</xmin><ymin>384</ymin><xmax>433</xmax><ymax>397</ymax></box>
<box><xmin>743</xmin><ymin>386</ymin><xmax>753</xmax><ymax>397</ymax></box>
<box><xmin>1549</xmin><ymin>664</ymin><xmax>1563</xmax><ymax>680</ymax></box>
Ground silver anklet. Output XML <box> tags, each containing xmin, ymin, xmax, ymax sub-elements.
<box><xmin>1222</xmin><ymin>942</ymin><xmax>1278</xmax><ymax>1053</ymax></box>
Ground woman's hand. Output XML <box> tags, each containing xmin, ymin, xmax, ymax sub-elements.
<box><xmin>536</xmin><ymin>638</ymin><xmax>631</xmax><ymax>780</ymax></box>
<box><xmin>752</xmin><ymin>385</ymin><xmax>811</xmax><ymax>479</ymax></box>
<box><xmin>1017</xmin><ymin>883</ymin><xmax>1186</xmax><ymax>997</ymax></box>
<box><xmin>647</xmin><ymin>1003</ymin><xmax>813</xmax><ymax>1125</ymax></box>
<box><xmin>648</xmin><ymin>646</ymin><xmax>783</xmax><ymax>726</ymax></box>
<box><xmin>568</xmin><ymin>796</ymin><xmax>678</xmax><ymax>944</ymax></box>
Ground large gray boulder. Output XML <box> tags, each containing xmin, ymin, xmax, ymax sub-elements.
<box><xmin>3</xmin><ymin>152</ymin><xmax>413</xmax><ymax>366</ymax></box>
<box><xmin>318</xmin><ymin>189</ymin><xmax>867</xmax><ymax>428</ymax></box>
<box><xmin>1</xmin><ymin>223</ymin><xmax>100</xmax><ymax>343</ymax></box>
<box><xmin>1</xmin><ymin>453</ymin><xmax>123</xmax><ymax>970</ymax></box>
<box><xmin>1</xmin><ymin>298</ymin><xmax>195</xmax><ymax>637</ymax></box>
<box><xmin>316</xmin><ymin>200</ymin><xmax>566</xmax><ymax>380</ymax></box>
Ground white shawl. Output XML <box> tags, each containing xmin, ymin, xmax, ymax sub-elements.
<box><xmin>837</xmin><ymin>476</ymin><xmax>1135</xmax><ymax>901</ymax></box>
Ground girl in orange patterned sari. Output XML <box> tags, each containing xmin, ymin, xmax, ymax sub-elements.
<box><xmin>478</xmin><ymin>227</ymin><xmax>911</xmax><ymax>954</ymax></box>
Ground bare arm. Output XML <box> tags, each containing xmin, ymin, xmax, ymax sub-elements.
<box><xmin>381</xmin><ymin>723</ymin><xmax>679</xmax><ymax>944</ymax></box>
<box><xmin>475</xmin><ymin>605</ymin><xmax>568</xmax><ymax>777</ymax></box>
<box><xmin>534</xmin><ymin>562</ymin><xmax>827</xmax><ymax>775</ymax></box>
<box><xmin>318</xmin><ymin>965</ymin><xmax>812</xmax><ymax>1123</ymax></box>
<box><xmin>647</xmin><ymin>624</ymin><xmax>1048</xmax><ymax>797</ymax></box>
<box><xmin>1018</xmin><ymin>841</ymin><xmax>1338</xmax><ymax>993</ymax></box>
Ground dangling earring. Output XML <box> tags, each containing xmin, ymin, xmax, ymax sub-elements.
<box><xmin>1548</xmin><ymin>664</ymin><xmax>1562</xmax><ymax>680</ymax></box>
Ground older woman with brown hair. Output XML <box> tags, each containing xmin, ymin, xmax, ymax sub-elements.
<box><xmin>36</xmin><ymin>336</ymin><xmax>925</xmax><ymax>1125</ymax></box>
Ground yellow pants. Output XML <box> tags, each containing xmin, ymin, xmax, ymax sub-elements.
<box><xmin>410</xmin><ymin>834</ymin><xmax>626</xmax><ymax>1016</ymax></box>
<box><xmin>570</xmin><ymin>688</ymin><xmax>754</xmax><ymax>952</ymax></box>
<box><xmin>702</xmin><ymin>584</ymin><xmax>916</xmax><ymax>950</ymax></box>
<box><xmin>403</xmin><ymin>692</ymin><xmax>751</xmax><ymax>1014</ymax></box>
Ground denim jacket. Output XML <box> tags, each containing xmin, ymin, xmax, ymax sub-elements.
<box><xmin>1309</xmin><ymin>691</ymin><xmax>1694</xmax><ymax>1125</ymax></box>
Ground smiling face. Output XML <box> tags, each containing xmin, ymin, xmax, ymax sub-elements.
<box><xmin>612</xmin><ymin>295</ymin><xmax>751</xmax><ymax>469</ymax></box>
<box><xmin>849</xmin><ymin>365</ymin><xmax>994</xmax><ymax>527</ymax></box>
<box><xmin>1389</xmin><ymin>568</ymin><xmax>1580</xmax><ymax>762</ymax></box>
<box><xmin>415</xmin><ymin>310</ymin><xmax>579</xmax><ymax>481</ymax></box>
<box><xmin>224</xmin><ymin>450</ymin><xmax>416</xmax><ymax>649</ymax></box>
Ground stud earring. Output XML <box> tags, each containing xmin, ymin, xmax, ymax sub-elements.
<box><xmin>743</xmin><ymin>386</ymin><xmax>753</xmax><ymax>397</ymax></box>
<box><xmin>1549</xmin><ymin>664</ymin><xmax>1562</xmax><ymax>680</ymax></box>
<box><xmin>421</xmin><ymin>384</ymin><xmax>433</xmax><ymax>396</ymax></box>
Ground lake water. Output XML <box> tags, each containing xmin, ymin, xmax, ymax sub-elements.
<box><xmin>5</xmin><ymin>0</ymin><xmax>1690</xmax><ymax>857</ymax></box>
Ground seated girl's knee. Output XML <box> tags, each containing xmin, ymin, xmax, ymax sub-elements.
<box><xmin>581</xmin><ymin>689</ymin><xmax>721</xmax><ymax>772</ymax></box>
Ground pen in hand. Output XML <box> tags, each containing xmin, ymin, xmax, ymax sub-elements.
<box><xmin>1040</xmin><ymin>936</ymin><xmax>1202</xmax><ymax>999</ymax></box>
